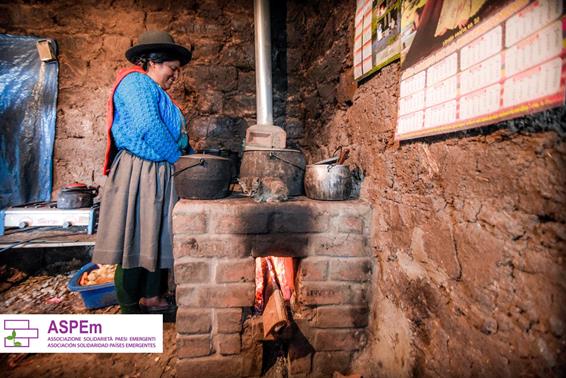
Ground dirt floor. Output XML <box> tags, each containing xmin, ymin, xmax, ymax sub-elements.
<box><xmin>0</xmin><ymin>264</ymin><xmax>177</xmax><ymax>378</ymax></box>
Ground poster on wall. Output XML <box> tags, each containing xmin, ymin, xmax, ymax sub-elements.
<box><xmin>396</xmin><ymin>0</ymin><xmax>566</xmax><ymax>141</ymax></box>
<box><xmin>354</xmin><ymin>0</ymin><xmax>401</xmax><ymax>81</ymax></box>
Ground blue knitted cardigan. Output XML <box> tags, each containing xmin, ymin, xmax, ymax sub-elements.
<box><xmin>111</xmin><ymin>72</ymin><xmax>183</xmax><ymax>164</ymax></box>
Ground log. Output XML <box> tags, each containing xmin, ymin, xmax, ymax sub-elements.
<box><xmin>262</xmin><ymin>287</ymin><xmax>287</xmax><ymax>338</ymax></box>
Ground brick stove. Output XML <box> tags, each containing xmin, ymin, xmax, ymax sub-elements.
<box><xmin>172</xmin><ymin>196</ymin><xmax>373</xmax><ymax>377</ymax></box>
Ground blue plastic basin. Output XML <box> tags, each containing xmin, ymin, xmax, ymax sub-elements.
<box><xmin>68</xmin><ymin>262</ymin><xmax>118</xmax><ymax>309</ymax></box>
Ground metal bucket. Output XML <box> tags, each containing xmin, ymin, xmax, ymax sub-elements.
<box><xmin>239</xmin><ymin>148</ymin><xmax>306</xmax><ymax>196</ymax></box>
<box><xmin>174</xmin><ymin>154</ymin><xmax>232</xmax><ymax>199</ymax></box>
<box><xmin>304</xmin><ymin>164</ymin><xmax>352</xmax><ymax>200</ymax></box>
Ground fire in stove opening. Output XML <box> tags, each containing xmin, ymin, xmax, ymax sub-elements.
<box><xmin>254</xmin><ymin>256</ymin><xmax>296</xmax><ymax>339</ymax></box>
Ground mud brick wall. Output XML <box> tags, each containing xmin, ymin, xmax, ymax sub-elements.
<box><xmin>172</xmin><ymin>197</ymin><xmax>373</xmax><ymax>377</ymax></box>
<box><xmin>288</xmin><ymin>1</ymin><xmax>566</xmax><ymax>376</ymax></box>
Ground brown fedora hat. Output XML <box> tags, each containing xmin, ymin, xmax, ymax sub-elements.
<box><xmin>126</xmin><ymin>30</ymin><xmax>192</xmax><ymax>66</ymax></box>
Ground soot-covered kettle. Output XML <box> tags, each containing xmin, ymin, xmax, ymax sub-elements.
<box><xmin>57</xmin><ymin>183</ymin><xmax>99</xmax><ymax>209</ymax></box>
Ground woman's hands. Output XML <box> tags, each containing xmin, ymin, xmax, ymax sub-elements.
<box><xmin>177</xmin><ymin>132</ymin><xmax>189</xmax><ymax>150</ymax></box>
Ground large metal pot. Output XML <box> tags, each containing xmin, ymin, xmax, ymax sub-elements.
<box><xmin>304</xmin><ymin>164</ymin><xmax>352</xmax><ymax>200</ymax></box>
<box><xmin>174</xmin><ymin>154</ymin><xmax>232</xmax><ymax>199</ymax></box>
<box><xmin>239</xmin><ymin>148</ymin><xmax>306</xmax><ymax>196</ymax></box>
<box><xmin>197</xmin><ymin>149</ymin><xmax>241</xmax><ymax>181</ymax></box>
<box><xmin>57</xmin><ymin>183</ymin><xmax>99</xmax><ymax>209</ymax></box>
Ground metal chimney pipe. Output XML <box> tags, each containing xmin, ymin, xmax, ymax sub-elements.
<box><xmin>254</xmin><ymin>0</ymin><xmax>273</xmax><ymax>126</ymax></box>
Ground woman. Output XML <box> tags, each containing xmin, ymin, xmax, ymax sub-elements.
<box><xmin>93</xmin><ymin>31</ymin><xmax>192</xmax><ymax>314</ymax></box>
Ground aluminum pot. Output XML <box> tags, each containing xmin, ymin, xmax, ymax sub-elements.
<box><xmin>304</xmin><ymin>164</ymin><xmax>352</xmax><ymax>200</ymax></box>
<box><xmin>174</xmin><ymin>154</ymin><xmax>232</xmax><ymax>199</ymax></box>
<box><xmin>239</xmin><ymin>148</ymin><xmax>306</xmax><ymax>196</ymax></box>
<box><xmin>57</xmin><ymin>183</ymin><xmax>99</xmax><ymax>209</ymax></box>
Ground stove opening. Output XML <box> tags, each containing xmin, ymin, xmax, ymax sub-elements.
<box><xmin>254</xmin><ymin>256</ymin><xmax>296</xmax><ymax>339</ymax></box>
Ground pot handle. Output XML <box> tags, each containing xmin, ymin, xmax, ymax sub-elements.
<box><xmin>89</xmin><ymin>186</ymin><xmax>99</xmax><ymax>197</ymax></box>
<box><xmin>332</xmin><ymin>146</ymin><xmax>342</xmax><ymax>157</ymax></box>
<box><xmin>172</xmin><ymin>158</ymin><xmax>206</xmax><ymax>177</ymax></box>
<box><xmin>268</xmin><ymin>152</ymin><xmax>305</xmax><ymax>171</ymax></box>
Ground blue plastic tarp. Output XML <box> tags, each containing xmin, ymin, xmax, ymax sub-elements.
<box><xmin>0</xmin><ymin>34</ymin><xmax>58</xmax><ymax>208</ymax></box>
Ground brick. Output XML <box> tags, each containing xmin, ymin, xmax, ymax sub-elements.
<box><xmin>328</xmin><ymin>258</ymin><xmax>372</xmax><ymax>282</ymax></box>
<box><xmin>215</xmin><ymin>309</ymin><xmax>242</xmax><ymax>333</ymax></box>
<box><xmin>216</xmin><ymin>258</ymin><xmax>255</xmax><ymax>283</ymax></box>
<box><xmin>313</xmin><ymin>329</ymin><xmax>366</xmax><ymax>351</ymax></box>
<box><xmin>315</xmin><ymin>306</ymin><xmax>368</xmax><ymax>328</ymax></box>
<box><xmin>173</xmin><ymin>235</ymin><xmax>250</xmax><ymax>258</ymax></box>
<box><xmin>302</xmin><ymin>199</ymin><xmax>372</xmax><ymax>218</ymax></box>
<box><xmin>177</xmin><ymin>308</ymin><xmax>212</xmax><ymax>334</ymax></box>
<box><xmin>331</xmin><ymin>215</ymin><xmax>365</xmax><ymax>234</ymax></box>
<box><xmin>174</xmin><ymin>258</ymin><xmax>211</xmax><ymax>284</ymax></box>
<box><xmin>176</xmin><ymin>334</ymin><xmax>212</xmax><ymax>358</ymax></box>
<box><xmin>308</xmin><ymin>234</ymin><xmax>369</xmax><ymax>257</ymax></box>
<box><xmin>298</xmin><ymin>282</ymin><xmax>367</xmax><ymax>306</ymax></box>
<box><xmin>214</xmin><ymin>333</ymin><xmax>241</xmax><ymax>355</ymax></box>
<box><xmin>172</xmin><ymin>212</ymin><xmax>207</xmax><ymax>234</ymax></box>
<box><xmin>293</xmin><ymin>318</ymin><xmax>317</xmax><ymax>343</ymax></box>
<box><xmin>271</xmin><ymin>209</ymin><xmax>329</xmax><ymax>233</ymax></box>
<box><xmin>241</xmin><ymin>317</ymin><xmax>265</xmax><ymax>349</ymax></box>
<box><xmin>173</xmin><ymin>200</ymin><xmax>210</xmax><ymax>216</ymax></box>
<box><xmin>288</xmin><ymin>354</ymin><xmax>312</xmax><ymax>375</ymax></box>
<box><xmin>250</xmin><ymin>234</ymin><xmax>310</xmax><ymax>257</ymax></box>
<box><xmin>177</xmin><ymin>283</ymin><xmax>255</xmax><ymax>308</ymax></box>
<box><xmin>241</xmin><ymin>317</ymin><xmax>264</xmax><ymax>377</ymax></box>
<box><xmin>312</xmin><ymin>351</ymin><xmax>353</xmax><ymax>377</ymax></box>
<box><xmin>176</xmin><ymin>355</ymin><xmax>243</xmax><ymax>378</ymax></box>
<box><xmin>211</xmin><ymin>212</ymin><xmax>269</xmax><ymax>234</ymax></box>
<box><xmin>298</xmin><ymin>257</ymin><xmax>328</xmax><ymax>281</ymax></box>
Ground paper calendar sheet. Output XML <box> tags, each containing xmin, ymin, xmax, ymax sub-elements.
<box><xmin>396</xmin><ymin>0</ymin><xmax>565</xmax><ymax>140</ymax></box>
<box><xmin>354</xmin><ymin>0</ymin><xmax>401</xmax><ymax>81</ymax></box>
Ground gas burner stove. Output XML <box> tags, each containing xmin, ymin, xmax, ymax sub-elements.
<box><xmin>0</xmin><ymin>201</ymin><xmax>99</xmax><ymax>235</ymax></box>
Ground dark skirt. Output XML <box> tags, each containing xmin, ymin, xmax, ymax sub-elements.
<box><xmin>92</xmin><ymin>150</ymin><xmax>176</xmax><ymax>271</ymax></box>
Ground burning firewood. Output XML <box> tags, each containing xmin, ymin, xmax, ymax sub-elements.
<box><xmin>254</xmin><ymin>257</ymin><xmax>295</xmax><ymax>339</ymax></box>
<box><xmin>255</xmin><ymin>256</ymin><xmax>295</xmax><ymax>313</ymax></box>
<box><xmin>262</xmin><ymin>258</ymin><xmax>288</xmax><ymax>338</ymax></box>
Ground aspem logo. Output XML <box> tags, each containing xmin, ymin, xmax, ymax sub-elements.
<box><xmin>4</xmin><ymin>319</ymin><xmax>38</xmax><ymax>348</ymax></box>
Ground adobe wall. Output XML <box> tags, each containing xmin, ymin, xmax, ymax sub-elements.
<box><xmin>288</xmin><ymin>1</ymin><xmax>565</xmax><ymax>376</ymax></box>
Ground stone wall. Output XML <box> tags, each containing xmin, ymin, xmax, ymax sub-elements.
<box><xmin>0</xmin><ymin>0</ymin><xmax>256</xmax><ymax>196</ymax></box>
<box><xmin>288</xmin><ymin>0</ymin><xmax>566</xmax><ymax>377</ymax></box>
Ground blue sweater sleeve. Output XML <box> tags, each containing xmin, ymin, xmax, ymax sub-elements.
<box><xmin>114</xmin><ymin>73</ymin><xmax>180</xmax><ymax>163</ymax></box>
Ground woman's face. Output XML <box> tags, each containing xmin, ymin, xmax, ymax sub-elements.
<box><xmin>147</xmin><ymin>60</ymin><xmax>181</xmax><ymax>90</ymax></box>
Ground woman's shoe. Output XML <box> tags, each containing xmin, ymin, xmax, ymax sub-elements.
<box><xmin>139</xmin><ymin>302</ymin><xmax>177</xmax><ymax>314</ymax></box>
<box><xmin>139</xmin><ymin>297</ymin><xmax>177</xmax><ymax>314</ymax></box>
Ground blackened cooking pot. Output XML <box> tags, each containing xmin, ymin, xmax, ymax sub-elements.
<box><xmin>57</xmin><ymin>183</ymin><xmax>99</xmax><ymax>209</ymax></box>
<box><xmin>239</xmin><ymin>148</ymin><xmax>306</xmax><ymax>196</ymax></box>
<box><xmin>174</xmin><ymin>154</ymin><xmax>232</xmax><ymax>199</ymax></box>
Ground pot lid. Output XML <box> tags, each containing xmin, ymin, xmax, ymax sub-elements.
<box><xmin>64</xmin><ymin>182</ymin><xmax>87</xmax><ymax>189</ymax></box>
<box><xmin>61</xmin><ymin>182</ymin><xmax>90</xmax><ymax>192</ymax></box>
<box><xmin>61</xmin><ymin>182</ymin><xmax>98</xmax><ymax>193</ymax></box>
